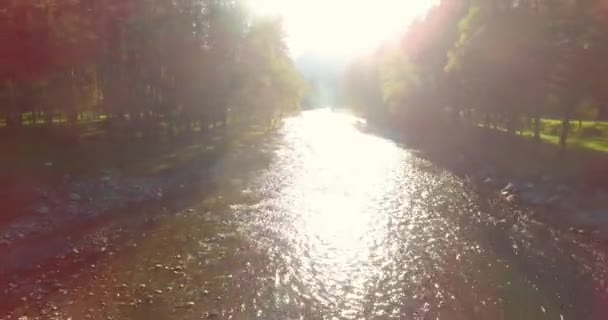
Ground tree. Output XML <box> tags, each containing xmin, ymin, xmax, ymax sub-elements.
<box><xmin>0</xmin><ymin>0</ymin><xmax>305</xmax><ymax>138</ymax></box>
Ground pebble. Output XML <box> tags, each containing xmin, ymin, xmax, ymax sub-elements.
<box><xmin>175</xmin><ymin>301</ymin><xmax>196</xmax><ymax>308</ymax></box>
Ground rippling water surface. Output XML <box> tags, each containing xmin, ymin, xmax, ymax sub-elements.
<box><xmin>7</xmin><ymin>110</ymin><xmax>608</xmax><ymax>320</ymax></box>
<box><xmin>228</xmin><ymin>110</ymin><xmax>607</xmax><ymax>319</ymax></box>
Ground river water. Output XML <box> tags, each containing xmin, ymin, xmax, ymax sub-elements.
<box><xmin>4</xmin><ymin>110</ymin><xmax>608</xmax><ymax>319</ymax></box>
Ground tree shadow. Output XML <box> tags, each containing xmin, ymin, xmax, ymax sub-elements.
<box><xmin>360</xmin><ymin>121</ymin><xmax>608</xmax><ymax>188</ymax></box>
<box><xmin>0</xmin><ymin>129</ymin><xmax>281</xmax><ymax>317</ymax></box>
<box><xmin>357</xmin><ymin>121</ymin><xmax>608</xmax><ymax>319</ymax></box>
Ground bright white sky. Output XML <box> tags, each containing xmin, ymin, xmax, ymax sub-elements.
<box><xmin>250</xmin><ymin>0</ymin><xmax>437</xmax><ymax>60</ymax></box>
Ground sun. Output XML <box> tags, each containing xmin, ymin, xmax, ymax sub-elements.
<box><xmin>250</xmin><ymin>0</ymin><xmax>437</xmax><ymax>59</ymax></box>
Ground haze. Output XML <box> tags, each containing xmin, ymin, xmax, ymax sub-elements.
<box><xmin>251</xmin><ymin>0</ymin><xmax>438</xmax><ymax>60</ymax></box>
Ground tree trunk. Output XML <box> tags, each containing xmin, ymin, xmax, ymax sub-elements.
<box><xmin>6</xmin><ymin>81</ymin><xmax>18</xmax><ymax>128</ymax></box>
<box><xmin>506</xmin><ymin>116</ymin><xmax>515</xmax><ymax>136</ymax></box>
<box><xmin>45</xmin><ymin>111</ymin><xmax>53</xmax><ymax>125</ymax></box>
<box><xmin>533</xmin><ymin>111</ymin><xmax>541</xmax><ymax>142</ymax></box>
<box><xmin>6</xmin><ymin>113</ymin><xmax>18</xmax><ymax>128</ymax></box>
<box><xmin>559</xmin><ymin>111</ymin><xmax>571</xmax><ymax>151</ymax></box>
<box><xmin>70</xmin><ymin>68</ymin><xmax>79</xmax><ymax>124</ymax></box>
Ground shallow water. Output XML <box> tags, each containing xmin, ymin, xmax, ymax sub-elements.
<box><xmin>4</xmin><ymin>109</ymin><xmax>608</xmax><ymax>320</ymax></box>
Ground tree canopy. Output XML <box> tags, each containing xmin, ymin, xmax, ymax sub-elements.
<box><xmin>0</xmin><ymin>0</ymin><xmax>306</xmax><ymax>136</ymax></box>
<box><xmin>342</xmin><ymin>0</ymin><xmax>608</xmax><ymax>149</ymax></box>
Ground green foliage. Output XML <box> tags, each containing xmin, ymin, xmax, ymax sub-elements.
<box><xmin>0</xmin><ymin>0</ymin><xmax>305</xmax><ymax>136</ymax></box>
<box><xmin>379</xmin><ymin>48</ymin><xmax>419</xmax><ymax>113</ymax></box>
<box><xmin>445</xmin><ymin>5</ymin><xmax>481</xmax><ymax>73</ymax></box>
<box><xmin>342</xmin><ymin>0</ymin><xmax>608</xmax><ymax>151</ymax></box>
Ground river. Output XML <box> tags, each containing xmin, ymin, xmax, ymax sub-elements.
<box><xmin>4</xmin><ymin>109</ymin><xmax>608</xmax><ymax>320</ymax></box>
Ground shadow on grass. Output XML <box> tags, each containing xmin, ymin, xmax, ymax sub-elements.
<box><xmin>364</xmin><ymin>121</ymin><xmax>608</xmax><ymax>188</ymax></box>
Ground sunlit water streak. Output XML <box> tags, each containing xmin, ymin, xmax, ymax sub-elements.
<box><xmin>229</xmin><ymin>109</ymin><xmax>608</xmax><ymax>319</ymax></box>
<box><xmin>15</xmin><ymin>109</ymin><xmax>608</xmax><ymax>320</ymax></box>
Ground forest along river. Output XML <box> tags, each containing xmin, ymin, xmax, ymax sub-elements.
<box><xmin>4</xmin><ymin>109</ymin><xmax>608</xmax><ymax>320</ymax></box>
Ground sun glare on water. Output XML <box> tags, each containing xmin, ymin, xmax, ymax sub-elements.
<box><xmin>250</xmin><ymin>0</ymin><xmax>437</xmax><ymax>59</ymax></box>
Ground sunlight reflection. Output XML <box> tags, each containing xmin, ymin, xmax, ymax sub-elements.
<box><xmin>277</xmin><ymin>110</ymin><xmax>408</xmax><ymax>310</ymax></box>
<box><xmin>251</xmin><ymin>0</ymin><xmax>438</xmax><ymax>59</ymax></box>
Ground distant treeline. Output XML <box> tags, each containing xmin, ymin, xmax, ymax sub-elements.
<box><xmin>342</xmin><ymin>0</ymin><xmax>608</xmax><ymax>149</ymax></box>
<box><xmin>0</xmin><ymin>0</ymin><xmax>305</xmax><ymax>137</ymax></box>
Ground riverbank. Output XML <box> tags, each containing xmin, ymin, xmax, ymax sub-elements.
<box><xmin>6</xmin><ymin>109</ymin><xmax>608</xmax><ymax>320</ymax></box>
<box><xmin>0</xmin><ymin>120</ymin><xmax>283</xmax><ymax>317</ymax></box>
<box><xmin>0</xmin><ymin>124</ymin><xmax>276</xmax><ymax>272</ymax></box>
<box><xmin>365</xmin><ymin>120</ymin><xmax>608</xmax><ymax>240</ymax></box>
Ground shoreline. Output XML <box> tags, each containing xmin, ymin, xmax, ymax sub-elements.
<box><xmin>363</xmin><ymin>121</ymin><xmax>608</xmax><ymax>241</ymax></box>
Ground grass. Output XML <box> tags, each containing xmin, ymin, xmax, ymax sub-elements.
<box><xmin>409</xmin><ymin>118</ymin><xmax>608</xmax><ymax>186</ymax></box>
<box><xmin>0</xmin><ymin>135</ymin><xmax>219</xmax><ymax>181</ymax></box>
<box><xmin>519</xmin><ymin>119</ymin><xmax>608</xmax><ymax>153</ymax></box>
<box><xmin>0</xmin><ymin>121</ymin><xmax>272</xmax><ymax>184</ymax></box>
<box><xmin>477</xmin><ymin>120</ymin><xmax>608</xmax><ymax>185</ymax></box>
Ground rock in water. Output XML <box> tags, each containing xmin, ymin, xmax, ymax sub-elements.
<box><xmin>502</xmin><ymin>182</ymin><xmax>518</xmax><ymax>193</ymax></box>
<box><xmin>506</xmin><ymin>194</ymin><xmax>518</xmax><ymax>203</ymax></box>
